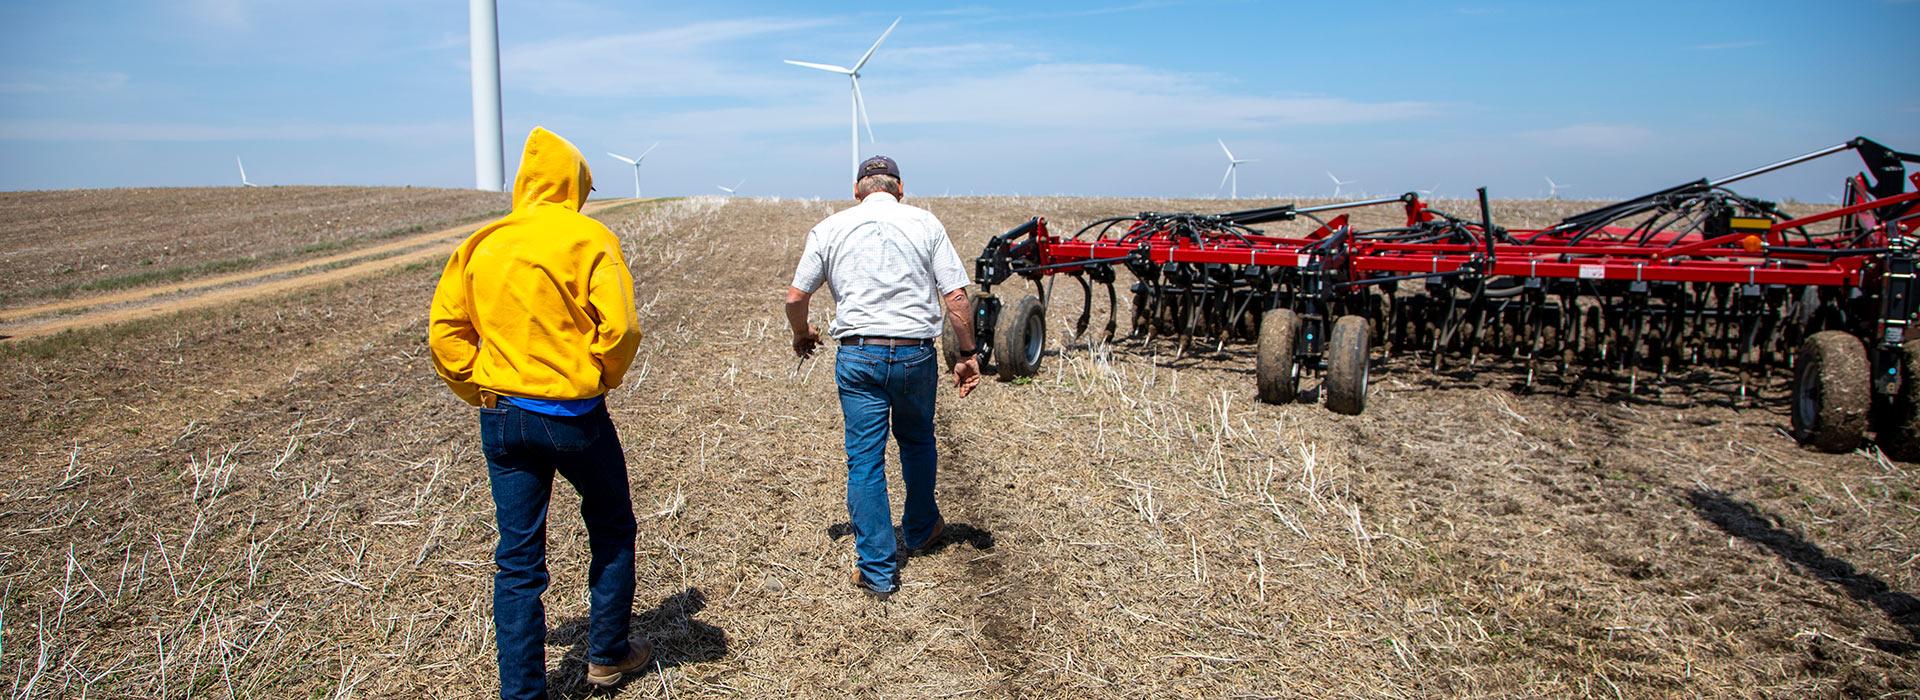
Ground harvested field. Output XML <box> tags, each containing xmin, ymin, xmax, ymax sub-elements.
<box><xmin>0</xmin><ymin>191</ymin><xmax>1915</xmax><ymax>698</ymax></box>
<box><xmin>0</xmin><ymin>186</ymin><xmax>509</xmax><ymax>304</ymax></box>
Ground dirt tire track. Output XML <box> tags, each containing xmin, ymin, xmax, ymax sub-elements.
<box><xmin>0</xmin><ymin>199</ymin><xmax>642</xmax><ymax>340</ymax></box>
<box><xmin>932</xmin><ymin>408</ymin><xmax>1039</xmax><ymax>693</ymax></box>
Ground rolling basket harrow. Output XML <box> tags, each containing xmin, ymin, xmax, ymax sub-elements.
<box><xmin>949</xmin><ymin>137</ymin><xmax>1920</xmax><ymax>455</ymax></box>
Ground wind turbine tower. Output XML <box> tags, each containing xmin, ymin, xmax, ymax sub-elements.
<box><xmin>1327</xmin><ymin>172</ymin><xmax>1357</xmax><ymax>198</ymax></box>
<box><xmin>785</xmin><ymin>18</ymin><xmax>900</xmax><ymax>177</ymax></box>
<box><xmin>1545</xmin><ymin>176</ymin><xmax>1570</xmax><ymax>200</ymax></box>
<box><xmin>469</xmin><ymin>0</ymin><xmax>504</xmax><ymax>192</ymax></box>
<box><xmin>606</xmin><ymin>142</ymin><xmax>659</xmax><ymax>198</ymax></box>
<box><xmin>1216</xmin><ymin>140</ymin><xmax>1257</xmax><ymax>199</ymax></box>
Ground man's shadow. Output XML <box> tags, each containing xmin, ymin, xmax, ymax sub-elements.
<box><xmin>1687</xmin><ymin>488</ymin><xmax>1920</xmax><ymax>655</ymax></box>
<box><xmin>547</xmin><ymin>587</ymin><xmax>729</xmax><ymax>697</ymax></box>
<box><xmin>827</xmin><ymin>520</ymin><xmax>996</xmax><ymax>584</ymax></box>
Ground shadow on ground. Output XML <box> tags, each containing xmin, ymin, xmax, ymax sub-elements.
<box><xmin>547</xmin><ymin>587</ymin><xmax>729</xmax><ymax>697</ymax></box>
<box><xmin>1687</xmin><ymin>488</ymin><xmax>1920</xmax><ymax>655</ymax></box>
<box><xmin>825</xmin><ymin>520</ymin><xmax>997</xmax><ymax>554</ymax></box>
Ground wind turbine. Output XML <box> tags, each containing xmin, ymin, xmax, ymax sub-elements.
<box><xmin>785</xmin><ymin>17</ymin><xmax>900</xmax><ymax>177</ymax></box>
<box><xmin>469</xmin><ymin>0</ymin><xmax>503</xmax><ymax>191</ymax></box>
<box><xmin>1545</xmin><ymin>176</ymin><xmax>1571</xmax><ymax>200</ymax></box>
<box><xmin>606</xmin><ymin>142</ymin><xmax>659</xmax><ymax>199</ymax></box>
<box><xmin>1327</xmin><ymin>171</ymin><xmax>1356</xmax><ymax>198</ymax></box>
<box><xmin>717</xmin><ymin>179</ymin><xmax>745</xmax><ymax>196</ymax></box>
<box><xmin>236</xmin><ymin>157</ymin><xmax>257</xmax><ymax>188</ymax></box>
<box><xmin>1216</xmin><ymin>140</ymin><xmax>1257</xmax><ymax>199</ymax></box>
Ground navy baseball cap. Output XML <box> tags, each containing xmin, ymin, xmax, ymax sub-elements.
<box><xmin>857</xmin><ymin>155</ymin><xmax>901</xmax><ymax>181</ymax></box>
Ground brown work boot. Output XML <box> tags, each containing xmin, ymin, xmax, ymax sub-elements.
<box><xmin>852</xmin><ymin>567</ymin><xmax>894</xmax><ymax>600</ymax></box>
<box><xmin>584</xmin><ymin>639</ymin><xmax>653</xmax><ymax>688</ymax></box>
<box><xmin>909</xmin><ymin>518</ymin><xmax>946</xmax><ymax>556</ymax></box>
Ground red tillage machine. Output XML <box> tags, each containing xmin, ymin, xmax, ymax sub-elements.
<box><xmin>951</xmin><ymin>137</ymin><xmax>1920</xmax><ymax>455</ymax></box>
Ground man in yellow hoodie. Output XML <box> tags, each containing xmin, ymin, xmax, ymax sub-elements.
<box><xmin>429</xmin><ymin>127</ymin><xmax>648</xmax><ymax>698</ymax></box>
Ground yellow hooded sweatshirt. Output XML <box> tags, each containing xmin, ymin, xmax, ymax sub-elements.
<box><xmin>428</xmin><ymin>127</ymin><xmax>641</xmax><ymax>406</ymax></box>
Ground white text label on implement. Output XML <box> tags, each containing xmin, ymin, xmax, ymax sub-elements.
<box><xmin>1578</xmin><ymin>265</ymin><xmax>1606</xmax><ymax>280</ymax></box>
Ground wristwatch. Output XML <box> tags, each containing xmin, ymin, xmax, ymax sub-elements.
<box><xmin>957</xmin><ymin>347</ymin><xmax>980</xmax><ymax>358</ymax></box>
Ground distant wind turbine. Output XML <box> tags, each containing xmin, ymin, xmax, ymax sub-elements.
<box><xmin>1327</xmin><ymin>171</ymin><xmax>1356</xmax><ymax>198</ymax></box>
<box><xmin>717</xmin><ymin>179</ymin><xmax>746</xmax><ymax>196</ymax></box>
<box><xmin>1545</xmin><ymin>176</ymin><xmax>1570</xmax><ymax>200</ymax></box>
<box><xmin>1216</xmin><ymin>140</ymin><xmax>1257</xmax><ymax>199</ymax></box>
<box><xmin>785</xmin><ymin>17</ymin><xmax>900</xmax><ymax>177</ymax></box>
<box><xmin>606</xmin><ymin>143</ymin><xmax>659</xmax><ymax>198</ymax></box>
<box><xmin>236</xmin><ymin>157</ymin><xmax>258</xmax><ymax>188</ymax></box>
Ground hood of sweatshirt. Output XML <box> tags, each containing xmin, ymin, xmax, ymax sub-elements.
<box><xmin>511</xmin><ymin>126</ymin><xmax>593</xmax><ymax>213</ymax></box>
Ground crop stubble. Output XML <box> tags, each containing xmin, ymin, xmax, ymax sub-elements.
<box><xmin>0</xmin><ymin>192</ymin><xmax>1913</xmax><ymax>698</ymax></box>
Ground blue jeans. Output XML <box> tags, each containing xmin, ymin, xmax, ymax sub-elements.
<box><xmin>480</xmin><ymin>402</ymin><xmax>637</xmax><ymax>700</ymax></box>
<box><xmin>835</xmin><ymin>343</ymin><xmax>942</xmax><ymax>592</ymax></box>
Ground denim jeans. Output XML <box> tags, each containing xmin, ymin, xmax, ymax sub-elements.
<box><xmin>835</xmin><ymin>343</ymin><xmax>942</xmax><ymax>592</ymax></box>
<box><xmin>480</xmin><ymin>402</ymin><xmax>637</xmax><ymax>700</ymax></box>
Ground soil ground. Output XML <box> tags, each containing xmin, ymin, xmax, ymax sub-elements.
<box><xmin>0</xmin><ymin>191</ymin><xmax>1913</xmax><ymax>698</ymax></box>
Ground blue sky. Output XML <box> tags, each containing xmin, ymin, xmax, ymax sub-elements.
<box><xmin>1</xmin><ymin>0</ymin><xmax>1916</xmax><ymax>201</ymax></box>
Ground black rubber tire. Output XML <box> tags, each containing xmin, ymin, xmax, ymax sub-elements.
<box><xmin>1325</xmin><ymin>315</ymin><xmax>1371</xmax><ymax>416</ymax></box>
<box><xmin>994</xmin><ymin>295</ymin><xmax>1045</xmax><ymax>380</ymax></box>
<box><xmin>1790</xmin><ymin>331</ymin><xmax>1868</xmax><ymax>453</ymax></box>
<box><xmin>1256</xmin><ymin>308</ymin><xmax>1300</xmax><ymax>404</ymax></box>
<box><xmin>941</xmin><ymin>294</ymin><xmax>977</xmax><ymax>371</ymax></box>
<box><xmin>1876</xmin><ymin>340</ymin><xmax>1920</xmax><ymax>461</ymax></box>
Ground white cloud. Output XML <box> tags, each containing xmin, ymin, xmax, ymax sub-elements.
<box><xmin>0</xmin><ymin>120</ymin><xmax>464</xmax><ymax>143</ymax></box>
<box><xmin>0</xmin><ymin>71</ymin><xmax>130</xmax><ymax>94</ymax></box>
<box><xmin>505</xmin><ymin>18</ymin><xmax>832</xmax><ymax>99</ymax></box>
<box><xmin>1518</xmin><ymin>123</ymin><xmax>1653</xmax><ymax>150</ymax></box>
<box><xmin>633</xmin><ymin>61</ymin><xmax>1438</xmax><ymax>137</ymax></box>
<box><xmin>1693</xmin><ymin>40</ymin><xmax>1764</xmax><ymax>50</ymax></box>
<box><xmin>185</xmin><ymin>0</ymin><xmax>249</xmax><ymax>30</ymax></box>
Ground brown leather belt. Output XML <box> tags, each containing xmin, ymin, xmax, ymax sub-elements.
<box><xmin>840</xmin><ymin>336</ymin><xmax>933</xmax><ymax>347</ymax></box>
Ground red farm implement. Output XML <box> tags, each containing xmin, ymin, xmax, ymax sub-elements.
<box><xmin>951</xmin><ymin>137</ymin><xmax>1920</xmax><ymax>454</ymax></box>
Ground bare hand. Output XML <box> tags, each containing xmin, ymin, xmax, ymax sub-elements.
<box><xmin>953</xmin><ymin>356</ymin><xmax>981</xmax><ymax>398</ymax></box>
<box><xmin>793</xmin><ymin>327</ymin><xmax>823</xmax><ymax>359</ymax></box>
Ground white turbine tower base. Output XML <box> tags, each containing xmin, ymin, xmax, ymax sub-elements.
<box><xmin>786</xmin><ymin>17</ymin><xmax>900</xmax><ymax>178</ymax></box>
<box><xmin>607</xmin><ymin>142</ymin><xmax>659</xmax><ymax>199</ymax></box>
<box><xmin>1327</xmin><ymin>171</ymin><xmax>1356</xmax><ymax>198</ymax></box>
<box><xmin>1216</xmin><ymin>140</ymin><xmax>1258</xmax><ymax>200</ymax></box>
<box><xmin>469</xmin><ymin>0</ymin><xmax>504</xmax><ymax>192</ymax></box>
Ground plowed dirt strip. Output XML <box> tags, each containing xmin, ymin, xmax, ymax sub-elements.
<box><xmin>0</xmin><ymin>199</ymin><xmax>640</xmax><ymax>339</ymax></box>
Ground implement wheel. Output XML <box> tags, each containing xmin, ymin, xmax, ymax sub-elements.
<box><xmin>1325</xmin><ymin>315</ymin><xmax>1371</xmax><ymax>416</ymax></box>
<box><xmin>994</xmin><ymin>294</ymin><xmax>1045</xmax><ymax>380</ymax></box>
<box><xmin>1790</xmin><ymin>331</ymin><xmax>1868</xmax><ymax>453</ymax></box>
<box><xmin>1256</xmin><ymin>308</ymin><xmax>1300</xmax><ymax>404</ymax></box>
<box><xmin>941</xmin><ymin>294</ymin><xmax>977</xmax><ymax>371</ymax></box>
<box><xmin>1877</xmin><ymin>340</ymin><xmax>1920</xmax><ymax>461</ymax></box>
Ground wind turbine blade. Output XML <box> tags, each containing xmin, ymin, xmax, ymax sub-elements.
<box><xmin>784</xmin><ymin>59</ymin><xmax>853</xmax><ymax>74</ymax></box>
<box><xmin>851</xmin><ymin>77</ymin><xmax>877</xmax><ymax>143</ymax></box>
<box><xmin>236</xmin><ymin>157</ymin><xmax>247</xmax><ymax>182</ymax></box>
<box><xmin>1240</xmin><ymin>159</ymin><xmax>1260</xmax><ymax>164</ymax></box>
<box><xmin>1218</xmin><ymin>139</ymin><xmax>1235</xmax><ymax>161</ymax></box>
<box><xmin>638</xmin><ymin>142</ymin><xmax>659</xmax><ymax>161</ymax></box>
<box><xmin>1219</xmin><ymin>164</ymin><xmax>1234</xmax><ymax>193</ymax></box>
<box><xmin>1327</xmin><ymin>171</ymin><xmax>1339</xmax><ymax>184</ymax></box>
<box><xmin>608</xmin><ymin>152</ymin><xmax>636</xmax><ymax>165</ymax></box>
<box><xmin>852</xmin><ymin>17</ymin><xmax>901</xmax><ymax>74</ymax></box>
<box><xmin>734</xmin><ymin>179</ymin><xmax>746</xmax><ymax>190</ymax></box>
